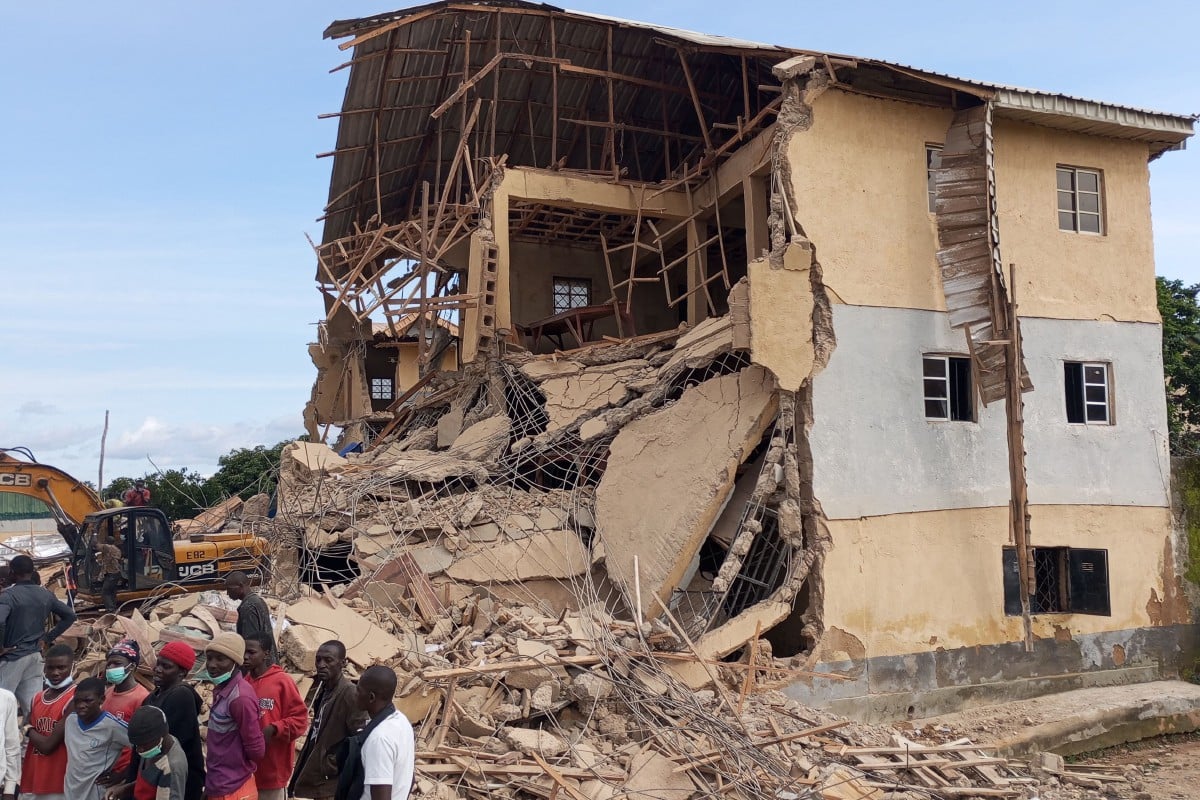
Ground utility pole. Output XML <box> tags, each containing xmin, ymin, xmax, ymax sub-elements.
<box><xmin>99</xmin><ymin>410</ymin><xmax>110</xmax><ymax>497</ymax></box>
<box><xmin>1002</xmin><ymin>266</ymin><xmax>1034</xmax><ymax>652</ymax></box>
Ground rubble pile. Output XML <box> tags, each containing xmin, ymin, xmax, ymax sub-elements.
<box><xmin>64</xmin><ymin>314</ymin><xmax>1084</xmax><ymax>797</ymax></box>
<box><xmin>277</xmin><ymin>306</ymin><xmax>819</xmax><ymax>658</ymax></box>
<box><xmin>67</xmin><ymin>586</ymin><xmax>1082</xmax><ymax>800</ymax></box>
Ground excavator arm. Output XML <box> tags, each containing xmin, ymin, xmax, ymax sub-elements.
<box><xmin>0</xmin><ymin>449</ymin><xmax>103</xmax><ymax>550</ymax></box>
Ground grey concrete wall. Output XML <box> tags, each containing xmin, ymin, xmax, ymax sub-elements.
<box><xmin>810</xmin><ymin>305</ymin><xmax>1170</xmax><ymax>520</ymax></box>
<box><xmin>787</xmin><ymin>623</ymin><xmax>1196</xmax><ymax>723</ymax></box>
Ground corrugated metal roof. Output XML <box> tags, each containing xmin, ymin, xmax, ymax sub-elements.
<box><xmin>326</xmin><ymin>1</ymin><xmax>1195</xmax><ymax>125</ymax></box>
<box><xmin>320</xmin><ymin>1</ymin><xmax>1194</xmax><ymax>245</ymax></box>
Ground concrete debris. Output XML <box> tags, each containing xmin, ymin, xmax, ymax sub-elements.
<box><xmin>445</xmin><ymin>530</ymin><xmax>589</xmax><ymax>583</ymax></box>
<box><xmin>71</xmin><ymin>582</ymin><xmax>1072</xmax><ymax>800</ymax></box>
<box><xmin>137</xmin><ymin>318</ymin><xmax>1078</xmax><ymax>799</ymax></box>
<box><xmin>285</xmin><ymin>441</ymin><xmax>348</xmax><ymax>477</ymax></box>
<box><xmin>596</xmin><ymin>365</ymin><xmax>778</xmax><ymax>620</ymax></box>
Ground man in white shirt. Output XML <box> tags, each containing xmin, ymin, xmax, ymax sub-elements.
<box><xmin>0</xmin><ymin>687</ymin><xmax>19</xmax><ymax>800</ymax></box>
<box><xmin>355</xmin><ymin>667</ymin><xmax>412</xmax><ymax>800</ymax></box>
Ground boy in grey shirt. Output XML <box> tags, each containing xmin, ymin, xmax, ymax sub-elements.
<box><xmin>102</xmin><ymin>705</ymin><xmax>188</xmax><ymax>800</ymax></box>
<box><xmin>64</xmin><ymin>677</ymin><xmax>129</xmax><ymax>800</ymax></box>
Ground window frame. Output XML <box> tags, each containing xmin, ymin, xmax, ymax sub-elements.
<box><xmin>369</xmin><ymin>376</ymin><xmax>395</xmax><ymax>402</ymax></box>
<box><xmin>1056</xmin><ymin>165</ymin><xmax>1104</xmax><ymax>235</ymax></box>
<box><xmin>926</xmin><ymin>144</ymin><xmax>943</xmax><ymax>214</ymax></box>
<box><xmin>1064</xmin><ymin>361</ymin><xmax>1112</xmax><ymax>425</ymax></box>
<box><xmin>1003</xmin><ymin>546</ymin><xmax>1111</xmax><ymax>616</ymax></box>
<box><xmin>922</xmin><ymin>354</ymin><xmax>974</xmax><ymax>422</ymax></box>
<box><xmin>551</xmin><ymin>276</ymin><xmax>592</xmax><ymax>314</ymax></box>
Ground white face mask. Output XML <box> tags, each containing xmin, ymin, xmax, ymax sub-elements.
<box><xmin>44</xmin><ymin>675</ymin><xmax>73</xmax><ymax>690</ymax></box>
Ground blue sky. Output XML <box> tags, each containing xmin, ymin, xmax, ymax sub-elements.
<box><xmin>1</xmin><ymin>1</ymin><xmax>1196</xmax><ymax>485</ymax></box>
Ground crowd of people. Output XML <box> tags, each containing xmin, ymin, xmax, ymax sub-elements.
<box><xmin>0</xmin><ymin>558</ymin><xmax>415</xmax><ymax>800</ymax></box>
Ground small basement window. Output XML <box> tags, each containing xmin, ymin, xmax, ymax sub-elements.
<box><xmin>1003</xmin><ymin>547</ymin><xmax>1110</xmax><ymax>616</ymax></box>
<box><xmin>926</xmin><ymin>145</ymin><xmax>943</xmax><ymax>213</ymax></box>
<box><xmin>1064</xmin><ymin>362</ymin><xmax>1111</xmax><ymax>424</ymax></box>
<box><xmin>923</xmin><ymin>355</ymin><xmax>973</xmax><ymax>421</ymax></box>
<box><xmin>552</xmin><ymin>277</ymin><xmax>591</xmax><ymax>313</ymax></box>
<box><xmin>1056</xmin><ymin>166</ymin><xmax>1104</xmax><ymax>234</ymax></box>
<box><xmin>370</xmin><ymin>377</ymin><xmax>394</xmax><ymax>401</ymax></box>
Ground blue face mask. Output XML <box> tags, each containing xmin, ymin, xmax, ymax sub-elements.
<box><xmin>207</xmin><ymin>669</ymin><xmax>234</xmax><ymax>686</ymax></box>
<box><xmin>137</xmin><ymin>742</ymin><xmax>163</xmax><ymax>760</ymax></box>
<box><xmin>44</xmin><ymin>675</ymin><xmax>73</xmax><ymax>690</ymax></box>
<box><xmin>105</xmin><ymin>666</ymin><xmax>130</xmax><ymax>684</ymax></box>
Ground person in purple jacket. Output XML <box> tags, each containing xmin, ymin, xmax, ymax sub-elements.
<box><xmin>202</xmin><ymin>633</ymin><xmax>265</xmax><ymax>800</ymax></box>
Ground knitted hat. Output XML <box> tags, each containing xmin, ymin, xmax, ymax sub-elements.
<box><xmin>107</xmin><ymin>638</ymin><xmax>141</xmax><ymax>665</ymax></box>
<box><xmin>205</xmin><ymin>632</ymin><xmax>245</xmax><ymax>664</ymax></box>
<box><xmin>158</xmin><ymin>641</ymin><xmax>196</xmax><ymax>672</ymax></box>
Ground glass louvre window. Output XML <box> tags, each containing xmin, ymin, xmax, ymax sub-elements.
<box><xmin>1064</xmin><ymin>361</ymin><xmax>1111</xmax><ymax>424</ymax></box>
<box><xmin>552</xmin><ymin>277</ymin><xmax>591</xmax><ymax>313</ymax></box>
<box><xmin>926</xmin><ymin>145</ymin><xmax>943</xmax><ymax>213</ymax></box>
<box><xmin>370</xmin><ymin>377</ymin><xmax>394</xmax><ymax>401</ymax></box>
<box><xmin>1056</xmin><ymin>167</ymin><xmax>1103</xmax><ymax>234</ymax></box>
<box><xmin>923</xmin><ymin>355</ymin><xmax>973</xmax><ymax>421</ymax></box>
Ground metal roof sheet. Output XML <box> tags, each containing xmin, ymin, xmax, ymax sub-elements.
<box><xmin>326</xmin><ymin>1</ymin><xmax>1196</xmax><ymax>126</ymax></box>
<box><xmin>319</xmin><ymin>1</ymin><xmax>1194</xmax><ymax>246</ymax></box>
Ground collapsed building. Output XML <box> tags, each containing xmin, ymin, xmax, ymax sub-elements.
<box><xmin>297</xmin><ymin>0</ymin><xmax>1197</xmax><ymax>721</ymax></box>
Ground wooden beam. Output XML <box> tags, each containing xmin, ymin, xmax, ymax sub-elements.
<box><xmin>676</xmin><ymin>49</ymin><xmax>713</xmax><ymax>152</ymax></box>
<box><xmin>430</xmin><ymin>53</ymin><xmax>569</xmax><ymax>120</ymax></box>
<box><xmin>686</xmin><ymin>217</ymin><xmax>709</xmax><ymax>326</ymax></box>
<box><xmin>498</xmin><ymin>167</ymin><xmax>691</xmax><ymax>218</ymax></box>
<box><xmin>335</xmin><ymin>9</ymin><xmax>442</xmax><ymax>51</ymax></box>
<box><xmin>743</xmin><ymin>175</ymin><xmax>770</xmax><ymax>260</ymax></box>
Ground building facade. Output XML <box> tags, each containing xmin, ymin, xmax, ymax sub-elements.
<box><xmin>308</xmin><ymin>1</ymin><xmax>1195</xmax><ymax>718</ymax></box>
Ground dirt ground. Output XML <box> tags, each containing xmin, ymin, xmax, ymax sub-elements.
<box><xmin>1081</xmin><ymin>732</ymin><xmax>1200</xmax><ymax>800</ymax></box>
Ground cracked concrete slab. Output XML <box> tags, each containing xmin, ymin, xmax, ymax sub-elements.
<box><xmin>538</xmin><ymin>360</ymin><xmax>649</xmax><ymax>434</ymax></box>
<box><xmin>595</xmin><ymin>365</ymin><xmax>778</xmax><ymax>620</ymax></box>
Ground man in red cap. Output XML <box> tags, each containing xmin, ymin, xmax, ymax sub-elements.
<box><xmin>145</xmin><ymin>642</ymin><xmax>205</xmax><ymax>800</ymax></box>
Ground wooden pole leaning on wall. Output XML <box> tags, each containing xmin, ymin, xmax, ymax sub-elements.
<box><xmin>1003</xmin><ymin>262</ymin><xmax>1034</xmax><ymax>652</ymax></box>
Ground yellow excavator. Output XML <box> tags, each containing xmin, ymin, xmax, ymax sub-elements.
<box><xmin>0</xmin><ymin>448</ymin><xmax>269</xmax><ymax>607</ymax></box>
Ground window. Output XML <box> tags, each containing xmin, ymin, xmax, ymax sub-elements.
<box><xmin>370</xmin><ymin>377</ymin><xmax>394</xmax><ymax>401</ymax></box>
<box><xmin>1064</xmin><ymin>362</ymin><xmax>1111</xmax><ymax>424</ymax></box>
<box><xmin>1056</xmin><ymin>166</ymin><xmax>1103</xmax><ymax>234</ymax></box>
<box><xmin>1003</xmin><ymin>547</ymin><xmax>1110</xmax><ymax>616</ymax></box>
<box><xmin>926</xmin><ymin>145</ymin><xmax>943</xmax><ymax>213</ymax></box>
<box><xmin>552</xmin><ymin>277</ymin><xmax>591</xmax><ymax>313</ymax></box>
<box><xmin>923</xmin><ymin>355</ymin><xmax>973</xmax><ymax>421</ymax></box>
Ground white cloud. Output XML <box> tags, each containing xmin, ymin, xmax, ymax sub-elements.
<box><xmin>0</xmin><ymin>413</ymin><xmax>303</xmax><ymax>483</ymax></box>
<box><xmin>16</xmin><ymin>400</ymin><xmax>59</xmax><ymax>416</ymax></box>
<box><xmin>103</xmin><ymin>415</ymin><xmax>303</xmax><ymax>473</ymax></box>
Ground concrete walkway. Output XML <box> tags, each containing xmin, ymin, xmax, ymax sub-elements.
<box><xmin>913</xmin><ymin>680</ymin><xmax>1200</xmax><ymax>757</ymax></box>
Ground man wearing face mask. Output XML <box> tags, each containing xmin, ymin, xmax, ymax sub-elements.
<box><xmin>101</xmin><ymin>639</ymin><xmax>148</xmax><ymax>781</ymax></box>
<box><xmin>203</xmin><ymin>633</ymin><xmax>264</xmax><ymax>800</ymax></box>
<box><xmin>144</xmin><ymin>643</ymin><xmax>203</xmax><ymax>800</ymax></box>
<box><xmin>21</xmin><ymin>643</ymin><xmax>76</xmax><ymax>800</ymax></box>
<box><xmin>100</xmin><ymin>706</ymin><xmax>187</xmax><ymax>800</ymax></box>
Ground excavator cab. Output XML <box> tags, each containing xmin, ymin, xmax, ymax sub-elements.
<box><xmin>71</xmin><ymin>507</ymin><xmax>178</xmax><ymax>603</ymax></box>
<box><xmin>3</xmin><ymin>448</ymin><xmax>271</xmax><ymax>608</ymax></box>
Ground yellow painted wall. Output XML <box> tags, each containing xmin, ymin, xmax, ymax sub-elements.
<box><xmin>785</xmin><ymin>89</ymin><xmax>1159</xmax><ymax>322</ymax></box>
<box><xmin>394</xmin><ymin>342</ymin><xmax>459</xmax><ymax>393</ymax></box>
<box><xmin>508</xmin><ymin>239</ymin><xmax>680</xmax><ymax>351</ymax></box>
<box><xmin>817</xmin><ymin>504</ymin><xmax>1175</xmax><ymax>662</ymax></box>
<box><xmin>993</xmin><ymin>119</ymin><xmax>1157</xmax><ymax>323</ymax></box>
<box><xmin>785</xmin><ymin>89</ymin><xmax>950</xmax><ymax>311</ymax></box>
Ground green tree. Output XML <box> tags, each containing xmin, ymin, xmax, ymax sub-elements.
<box><xmin>202</xmin><ymin>437</ymin><xmax>302</xmax><ymax>502</ymax></box>
<box><xmin>103</xmin><ymin>469</ymin><xmax>214</xmax><ymax>521</ymax></box>
<box><xmin>1159</xmin><ymin>276</ymin><xmax>1200</xmax><ymax>454</ymax></box>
